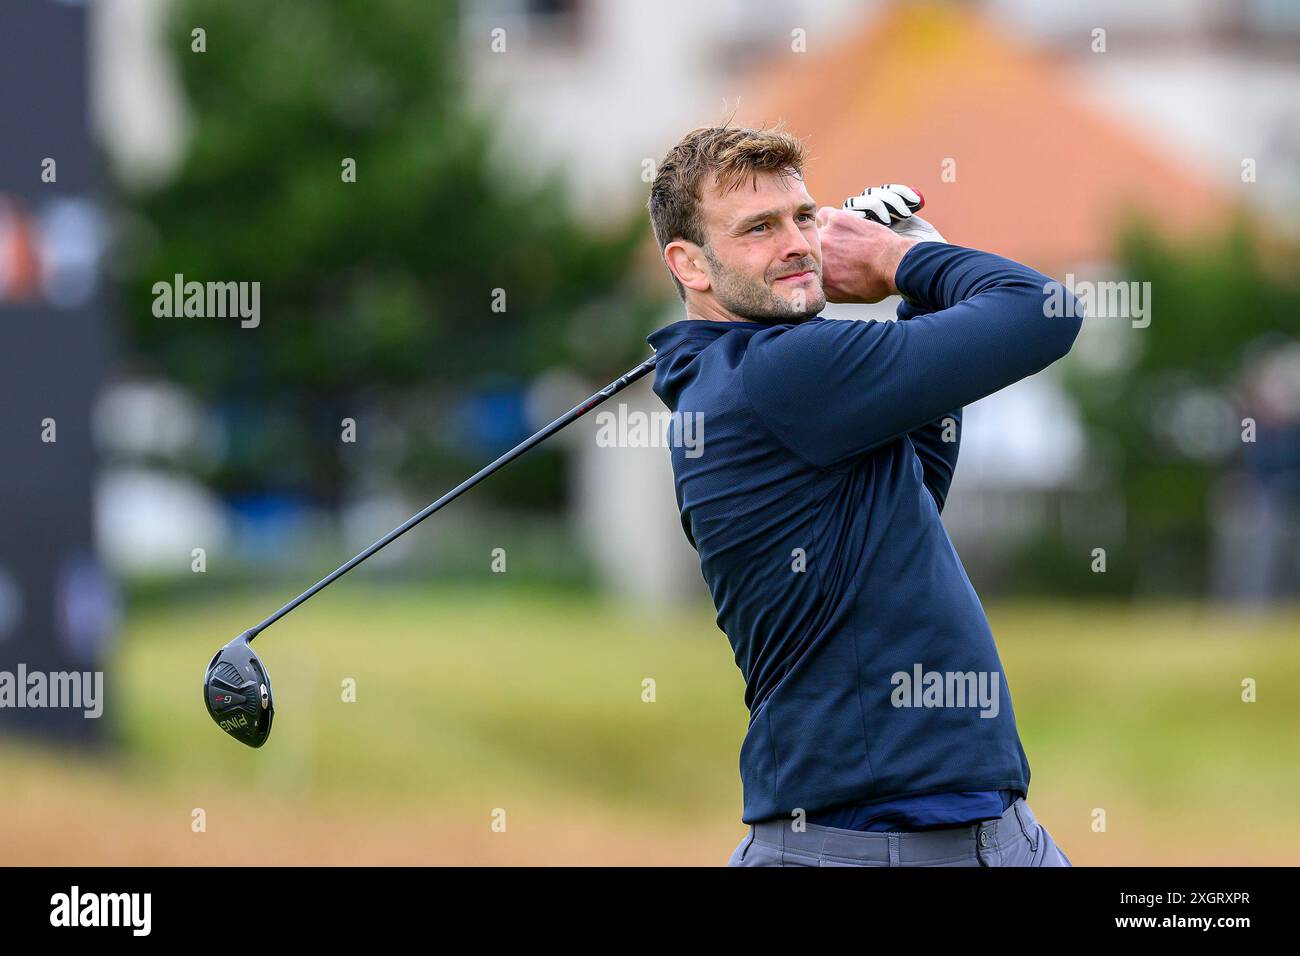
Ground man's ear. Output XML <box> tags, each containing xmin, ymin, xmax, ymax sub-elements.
<box><xmin>665</xmin><ymin>240</ymin><xmax>712</xmax><ymax>294</ymax></box>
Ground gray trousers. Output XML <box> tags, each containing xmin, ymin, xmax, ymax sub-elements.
<box><xmin>728</xmin><ymin>797</ymin><xmax>1072</xmax><ymax>867</ymax></box>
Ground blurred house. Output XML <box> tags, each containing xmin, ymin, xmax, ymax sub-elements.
<box><xmin>464</xmin><ymin>0</ymin><xmax>1300</xmax><ymax>229</ymax></box>
<box><xmin>87</xmin><ymin>0</ymin><xmax>1299</xmax><ymax>601</ymax></box>
<box><xmin>460</xmin><ymin>0</ymin><xmax>874</xmax><ymax>225</ymax></box>
<box><xmin>987</xmin><ymin>0</ymin><xmax>1300</xmax><ymax>226</ymax></box>
<box><xmin>465</xmin><ymin>0</ymin><xmax>1290</xmax><ymax>599</ymax></box>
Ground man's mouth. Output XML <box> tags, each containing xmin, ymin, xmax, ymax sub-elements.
<box><xmin>774</xmin><ymin>270</ymin><xmax>815</xmax><ymax>284</ymax></box>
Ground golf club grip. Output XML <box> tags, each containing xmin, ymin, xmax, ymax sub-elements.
<box><xmin>248</xmin><ymin>353</ymin><xmax>659</xmax><ymax>638</ymax></box>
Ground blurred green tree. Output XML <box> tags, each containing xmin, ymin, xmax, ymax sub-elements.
<box><xmin>117</xmin><ymin>0</ymin><xmax>662</xmax><ymax>507</ymax></box>
<box><xmin>1047</xmin><ymin>219</ymin><xmax>1300</xmax><ymax>596</ymax></box>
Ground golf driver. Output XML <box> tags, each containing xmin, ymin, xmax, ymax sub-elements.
<box><xmin>204</xmin><ymin>352</ymin><xmax>659</xmax><ymax>747</ymax></box>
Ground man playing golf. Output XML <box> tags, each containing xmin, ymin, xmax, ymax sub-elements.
<box><xmin>645</xmin><ymin>124</ymin><xmax>1080</xmax><ymax>866</ymax></box>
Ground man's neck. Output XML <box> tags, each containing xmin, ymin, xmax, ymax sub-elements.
<box><xmin>684</xmin><ymin>297</ymin><xmax>750</xmax><ymax>324</ymax></box>
<box><xmin>683</xmin><ymin>299</ymin><xmax>818</xmax><ymax>326</ymax></box>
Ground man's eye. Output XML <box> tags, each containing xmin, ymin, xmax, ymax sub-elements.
<box><xmin>797</xmin><ymin>212</ymin><xmax>814</xmax><ymax>222</ymax></box>
<box><xmin>749</xmin><ymin>223</ymin><xmax>768</xmax><ymax>233</ymax></box>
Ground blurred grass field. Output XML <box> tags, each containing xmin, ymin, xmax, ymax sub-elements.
<box><xmin>2</xmin><ymin>587</ymin><xmax>1298</xmax><ymax>865</ymax></box>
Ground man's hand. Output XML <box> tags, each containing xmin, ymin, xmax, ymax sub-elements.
<box><xmin>816</xmin><ymin>207</ymin><xmax>918</xmax><ymax>304</ymax></box>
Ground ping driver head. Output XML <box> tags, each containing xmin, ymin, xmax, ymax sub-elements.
<box><xmin>203</xmin><ymin>631</ymin><xmax>274</xmax><ymax>747</ymax></box>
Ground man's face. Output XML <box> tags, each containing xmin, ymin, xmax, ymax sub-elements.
<box><xmin>695</xmin><ymin>170</ymin><xmax>826</xmax><ymax>322</ymax></box>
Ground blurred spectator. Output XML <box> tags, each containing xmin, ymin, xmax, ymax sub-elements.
<box><xmin>1212</xmin><ymin>339</ymin><xmax>1300</xmax><ymax>602</ymax></box>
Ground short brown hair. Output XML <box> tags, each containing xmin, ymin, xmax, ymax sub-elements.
<box><xmin>648</xmin><ymin>124</ymin><xmax>808</xmax><ymax>301</ymax></box>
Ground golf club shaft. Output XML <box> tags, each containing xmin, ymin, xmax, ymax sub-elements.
<box><xmin>247</xmin><ymin>353</ymin><xmax>659</xmax><ymax>640</ymax></box>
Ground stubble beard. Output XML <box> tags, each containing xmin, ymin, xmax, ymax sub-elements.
<box><xmin>703</xmin><ymin>246</ymin><xmax>825</xmax><ymax>323</ymax></box>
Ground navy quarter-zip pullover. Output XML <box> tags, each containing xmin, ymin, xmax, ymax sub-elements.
<box><xmin>647</xmin><ymin>241</ymin><xmax>1082</xmax><ymax>825</ymax></box>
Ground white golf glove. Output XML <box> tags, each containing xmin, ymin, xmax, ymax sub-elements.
<box><xmin>843</xmin><ymin>183</ymin><xmax>946</xmax><ymax>244</ymax></box>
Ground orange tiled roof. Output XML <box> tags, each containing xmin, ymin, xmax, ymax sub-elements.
<box><xmin>731</xmin><ymin>3</ymin><xmax>1228</xmax><ymax>269</ymax></box>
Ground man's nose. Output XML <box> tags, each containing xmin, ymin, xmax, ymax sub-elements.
<box><xmin>778</xmin><ymin>219</ymin><xmax>814</xmax><ymax>259</ymax></box>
